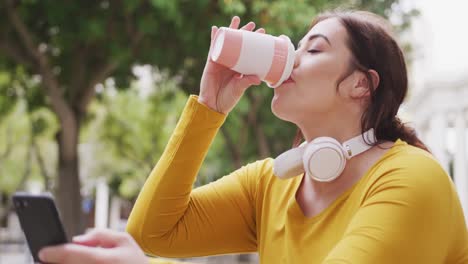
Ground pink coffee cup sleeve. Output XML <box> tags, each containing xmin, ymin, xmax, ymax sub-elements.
<box><xmin>264</xmin><ymin>37</ymin><xmax>289</xmax><ymax>85</ymax></box>
<box><xmin>211</xmin><ymin>28</ymin><xmax>243</xmax><ymax>68</ymax></box>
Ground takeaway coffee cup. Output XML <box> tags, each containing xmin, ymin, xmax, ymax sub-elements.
<box><xmin>210</xmin><ymin>27</ymin><xmax>295</xmax><ymax>88</ymax></box>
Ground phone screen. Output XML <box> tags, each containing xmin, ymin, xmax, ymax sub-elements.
<box><xmin>12</xmin><ymin>193</ymin><xmax>68</xmax><ymax>262</ymax></box>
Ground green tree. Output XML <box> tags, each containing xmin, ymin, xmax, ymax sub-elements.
<box><xmin>82</xmin><ymin>67</ymin><xmax>189</xmax><ymax>200</ymax></box>
<box><xmin>0</xmin><ymin>0</ymin><xmax>417</xmax><ymax>236</ymax></box>
<box><xmin>0</xmin><ymin>70</ymin><xmax>57</xmax><ymax>225</ymax></box>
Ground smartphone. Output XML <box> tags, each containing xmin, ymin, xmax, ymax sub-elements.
<box><xmin>12</xmin><ymin>192</ymin><xmax>68</xmax><ymax>263</ymax></box>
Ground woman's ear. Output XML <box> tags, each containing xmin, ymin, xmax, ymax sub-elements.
<box><xmin>351</xmin><ymin>69</ymin><xmax>380</xmax><ymax>99</ymax></box>
<box><xmin>368</xmin><ymin>69</ymin><xmax>380</xmax><ymax>91</ymax></box>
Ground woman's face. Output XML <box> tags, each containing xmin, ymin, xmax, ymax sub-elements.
<box><xmin>271</xmin><ymin>18</ymin><xmax>356</xmax><ymax>124</ymax></box>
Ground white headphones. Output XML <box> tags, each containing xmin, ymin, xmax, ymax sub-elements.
<box><xmin>273</xmin><ymin>129</ymin><xmax>376</xmax><ymax>182</ymax></box>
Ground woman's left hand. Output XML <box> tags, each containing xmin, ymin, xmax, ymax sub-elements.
<box><xmin>38</xmin><ymin>229</ymin><xmax>149</xmax><ymax>264</ymax></box>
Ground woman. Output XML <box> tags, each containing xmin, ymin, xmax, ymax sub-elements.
<box><xmin>39</xmin><ymin>10</ymin><xmax>468</xmax><ymax>264</ymax></box>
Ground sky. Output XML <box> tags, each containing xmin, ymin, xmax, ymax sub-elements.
<box><xmin>404</xmin><ymin>0</ymin><xmax>468</xmax><ymax>93</ymax></box>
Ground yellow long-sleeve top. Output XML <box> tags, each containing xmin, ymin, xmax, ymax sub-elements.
<box><xmin>127</xmin><ymin>95</ymin><xmax>468</xmax><ymax>263</ymax></box>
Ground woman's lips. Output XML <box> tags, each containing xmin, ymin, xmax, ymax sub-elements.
<box><xmin>282</xmin><ymin>77</ymin><xmax>295</xmax><ymax>84</ymax></box>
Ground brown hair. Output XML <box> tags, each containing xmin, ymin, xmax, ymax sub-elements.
<box><xmin>292</xmin><ymin>10</ymin><xmax>429</xmax><ymax>152</ymax></box>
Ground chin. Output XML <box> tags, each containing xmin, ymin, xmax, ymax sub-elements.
<box><xmin>271</xmin><ymin>95</ymin><xmax>293</xmax><ymax>122</ymax></box>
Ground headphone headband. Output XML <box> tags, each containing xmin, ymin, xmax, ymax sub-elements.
<box><xmin>273</xmin><ymin>129</ymin><xmax>376</xmax><ymax>181</ymax></box>
<box><xmin>342</xmin><ymin>128</ymin><xmax>376</xmax><ymax>159</ymax></box>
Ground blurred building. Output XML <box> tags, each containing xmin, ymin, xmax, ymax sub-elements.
<box><xmin>404</xmin><ymin>0</ymin><xmax>468</xmax><ymax>222</ymax></box>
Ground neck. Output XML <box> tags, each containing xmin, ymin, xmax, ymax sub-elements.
<box><xmin>295</xmin><ymin>105</ymin><xmax>370</xmax><ymax>195</ymax></box>
<box><xmin>297</xmin><ymin>108</ymin><xmax>363</xmax><ymax>143</ymax></box>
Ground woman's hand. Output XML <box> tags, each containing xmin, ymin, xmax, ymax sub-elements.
<box><xmin>38</xmin><ymin>229</ymin><xmax>149</xmax><ymax>264</ymax></box>
<box><xmin>199</xmin><ymin>16</ymin><xmax>265</xmax><ymax>114</ymax></box>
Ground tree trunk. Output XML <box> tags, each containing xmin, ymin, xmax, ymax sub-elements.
<box><xmin>246</xmin><ymin>92</ymin><xmax>270</xmax><ymax>158</ymax></box>
<box><xmin>220</xmin><ymin>126</ymin><xmax>242</xmax><ymax>169</ymax></box>
<box><xmin>55</xmin><ymin>120</ymin><xmax>84</xmax><ymax>238</ymax></box>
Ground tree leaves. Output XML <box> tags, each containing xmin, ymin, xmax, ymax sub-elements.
<box><xmin>0</xmin><ymin>0</ymin><xmax>417</xmax><ymax>197</ymax></box>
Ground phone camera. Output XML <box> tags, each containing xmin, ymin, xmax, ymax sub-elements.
<box><xmin>15</xmin><ymin>200</ymin><xmax>28</xmax><ymax>209</ymax></box>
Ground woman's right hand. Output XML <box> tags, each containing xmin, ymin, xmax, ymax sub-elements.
<box><xmin>199</xmin><ymin>16</ymin><xmax>265</xmax><ymax>114</ymax></box>
<box><xmin>38</xmin><ymin>229</ymin><xmax>149</xmax><ymax>264</ymax></box>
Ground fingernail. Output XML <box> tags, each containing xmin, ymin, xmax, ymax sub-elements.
<box><xmin>72</xmin><ymin>233</ymin><xmax>89</xmax><ymax>241</ymax></box>
<box><xmin>72</xmin><ymin>234</ymin><xmax>87</xmax><ymax>242</ymax></box>
<box><xmin>38</xmin><ymin>249</ymin><xmax>46</xmax><ymax>261</ymax></box>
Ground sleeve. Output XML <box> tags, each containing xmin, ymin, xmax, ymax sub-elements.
<box><xmin>148</xmin><ymin>257</ymin><xmax>196</xmax><ymax>264</ymax></box>
<box><xmin>322</xmin><ymin>154</ymin><xmax>457</xmax><ymax>264</ymax></box>
<box><xmin>126</xmin><ymin>95</ymin><xmax>259</xmax><ymax>258</ymax></box>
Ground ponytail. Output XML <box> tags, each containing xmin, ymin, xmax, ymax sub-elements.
<box><xmin>376</xmin><ymin>117</ymin><xmax>430</xmax><ymax>152</ymax></box>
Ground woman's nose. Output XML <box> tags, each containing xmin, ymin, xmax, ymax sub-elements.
<box><xmin>293</xmin><ymin>50</ymin><xmax>300</xmax><ymax>68</ymax></box>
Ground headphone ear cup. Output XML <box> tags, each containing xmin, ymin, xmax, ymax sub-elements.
<box><xmin>303</xmin><ymin>137</ymin><xmax>346</xmax><ymax>182</ymax></box>
<box><xmin>273</xmin><ymin>144</ymin><xmax>306</xmax><ymax>179</ymax></box>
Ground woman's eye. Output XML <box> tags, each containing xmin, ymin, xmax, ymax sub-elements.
<box><xmin>308</xmin><ymin>49</ymin><xmax>320</xmax><ymax>54</ymax></box>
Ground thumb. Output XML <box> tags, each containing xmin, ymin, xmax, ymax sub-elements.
<box><xmin>232</xmin><ymin>74</ymin><xmax>262</xmax><ymax>95</ymax></box>
<box><xmin>72</xmin><ymin>229</ymin><xmax>127</xmax><ymax>248</ymax></box>
<box><xmin>207</xmin><ymin>26</ymin><xmax>219</xmax><ymax>60</ymax></box>
<box><xmin>39</xmin><ymin>244</ymin><xmax>104</xmax><ymax>264</ymax></box>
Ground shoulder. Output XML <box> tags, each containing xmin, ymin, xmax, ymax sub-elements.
<box><xmin>236</xmin><ymin>158</ymin><xmax>295</xmax><ymax>197</ymax></box>
<box><xmin>374</xmin><ymin>141</ymin><xmax>449</xmax><ymax>186</ymax></box>
<box><xmin>222</xmin><ymin>158</ymin><xmax>275</xmax><ymax>194</ymax></box>
<box><xmin>235</xmin><ymin>158</ymin><xmax>274</xmax><ymax>181</ymax></box>
<box><xmin>363</xmin><ymin>140</ymin><xmax>455</xmax><ymax>212</ymax></box>
<box><xmin>354</xmin><ymin>141</ymin><xmax>465</xmax><ymax>251</ymax></box>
